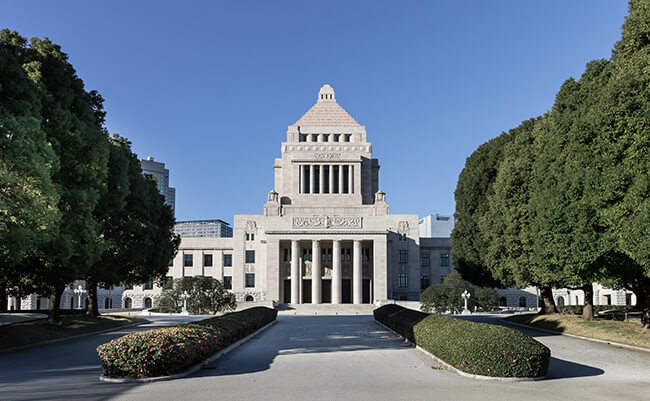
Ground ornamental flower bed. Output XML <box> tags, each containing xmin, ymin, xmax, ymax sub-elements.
<box><xmin>97</xmin><ymin>307</ymin><xmax>277</xmax><ymax>378</ymax></box>
<box><xmin>374</xmin><ymin>305</ymin><xmax>550</xmax><ymax>378</ymax></box>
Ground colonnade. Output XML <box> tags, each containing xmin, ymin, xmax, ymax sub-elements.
<box><xmin>290</xmin><ymin>239</ymin><xmax>365</xmax><ymax>304</ymax></box>
<box><xmin>299</xmin><ymin>164</ymin><xmax>354</xmax><ymax>194</ymax></box>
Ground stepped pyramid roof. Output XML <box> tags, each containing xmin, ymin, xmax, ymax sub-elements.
<box><xmin>292</xmin><ymin>84</ymin><xmax>361</xmax><ymax>127</ymax></box>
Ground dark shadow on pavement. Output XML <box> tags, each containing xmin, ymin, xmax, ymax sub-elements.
<box><xmin>545</xmin><ymin>357</ymin><xmax>605</xmax><ymax>380</ymax></box>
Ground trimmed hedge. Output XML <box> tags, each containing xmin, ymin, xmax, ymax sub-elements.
<box><xmin>97</xmin><ymin>306</ymin><xmax>277</xmax><ymax>378</ymax></box>
<box><xmin>374</xmin><ymin>305</ymin><xmax>550</xmax><ymax>378</ymax></box>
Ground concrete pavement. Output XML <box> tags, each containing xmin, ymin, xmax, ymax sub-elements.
<box><xmin>114</xmin><ymin>314</ymin><xmax>650</xmax><ymax>401</ymax></box>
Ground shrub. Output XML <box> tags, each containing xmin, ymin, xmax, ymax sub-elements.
<box><xmin>420</xmin><ymin>272</ymin><xmax>499</xmax><ymax>314</ymax></box>
<box><xmin>97</xmin><ymin>306</ymin><xmax>277</xmax><ymax>378</ymax></box>
<box><xmin>374</xmin><ymin>305</ymin><xmax>550</xmax><ymax>378</ymax></box>
<box><xmin>155</xmin><ymin>276</ymin><xmax>236</xmax><ymax>314</ymax></box>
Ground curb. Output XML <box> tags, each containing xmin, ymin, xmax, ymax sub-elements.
<box><xmin>0</xmin><ymin>319</ymin><xmax>148</xmax><ymax>354</ymax></box>
<box><xmin>501</xmin><ymin>319</ymin><xmax>650</xmax><ymax>354</ymax></box>
<box><xmin>374</xmin><ymin>319</ymin><xmax>546</xmax><ymax>382</ymax></box>
<box><xmin>99</xmin><ymin>319</ymin><xmax>278</xmax><ymax>383</ymax></box>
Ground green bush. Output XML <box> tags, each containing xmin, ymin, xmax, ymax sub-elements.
<box><xmin>374</xmin><ymin>305</ymin><xmax>550</xmax><ymax>378</ymax></box>
<box><xmin>420</xmin><ymin>272</ymin><xmax>499</xmax><ymax>314</ymax></box>
<box><xmin>155</xmin><ymin>276</ymin><xmax>236</xmax><ymax>314</ymax></box>
<box><xmin>97</xmin><ymin>307</ymin><xmax>277</xmax><ymax>378</ymax></box>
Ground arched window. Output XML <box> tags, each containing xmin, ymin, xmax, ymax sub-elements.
<box><xmin>124</xmin><ymin>297</ymin><xmax>132</xmax><ymax>309</ymax></box>
<box><xmin>143</xmin><ymin>297</ymin><xmax>152</xmax><ymax>308</ymax></box>
<box><xmin>245</xmin><ymin>295</ymin><xmax>254</xmax><ymax>302</ymax></box>
<box><xmin>104</xmin><ymin>297</ymin><xmax>112</xmax><ymax>309</ymax></box>
<box><xmin>499</xmin><ymin>296</ymin><xmax>507</xmax><ymax>307</ymax></box>
<box><xmin>519</xmin><ymin>296</ymin><xmax>527</xmax><ymax>308</ymax></box>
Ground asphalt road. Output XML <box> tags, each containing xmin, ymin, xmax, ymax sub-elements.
<box><xmin>0</xmin><ymin>314</ymin><xmax>211</xmax><ymax>401</ymax></box>
<box><xmin>1</xmin><ymin>313</ymin><xmax>649</xmax><ymax>401</ymax></box>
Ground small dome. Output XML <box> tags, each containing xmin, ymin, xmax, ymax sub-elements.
<box><xmin>318</xmin><ymin>84</ymin><xmax>335</xmax><ymax>102</ymax></box>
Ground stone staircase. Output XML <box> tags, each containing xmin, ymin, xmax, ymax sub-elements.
<box><xmin>276</xmin><ymin>303</ymin><xmax>377</xmax><ymax>315</ymax></box>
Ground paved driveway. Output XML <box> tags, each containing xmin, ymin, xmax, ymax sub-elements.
<box><xmin>0</xmin><ymin>314</ymin><xmax>212</xmax><ymax>401</ymax></box>
<box><xmin>113</xmin><ymin>315</ymin><xmax>650</xmax><ymax>401</ymax></box>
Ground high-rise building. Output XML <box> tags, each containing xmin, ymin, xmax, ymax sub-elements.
<box><xmin>140</xmin><ymin>156</ymin><xmax>175</xmax><ymax>215</ymax></box>
<box><xmin>418</xmin><ymin>214</ymin><xmax>455</xmax><ymax>238</ymax></box>
<box><xmin>175</xmin><ymin>219</ymin><xmax>233</xmax><ymax>238</ymax></box>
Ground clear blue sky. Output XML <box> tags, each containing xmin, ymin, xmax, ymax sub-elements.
<box><xmin>2</xmin><ymin>1</ymin><xmax>630</xmax><ymax>223</ymax></box>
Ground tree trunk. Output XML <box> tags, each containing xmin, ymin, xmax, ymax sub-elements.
<box><xmin>582</xmin><ymin>284</ymin><xmax>595</xmax><ymax>321</ymax></box>
<box><xmin>539</xmin><ymin>286</ymin><xmax>557</xmax><ymax>314</ymax></box>
<box><xmin>86</xmin><ymin>279</ymin><xmax>99</xmax><ymax>317</ymax></box>
<box><xmin>48</xmin><ymin>286</ymin><xmax>65</xmax><ymax>324</ymax></box>
<box><xmin>0</xmin><ymin>287</ymin><xmax>7</xmax><ymax>312</ymax></box>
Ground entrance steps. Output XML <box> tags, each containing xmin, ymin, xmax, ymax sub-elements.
<box><xmin>276</xmin><ymin>303</ymin><xmax>376</xmax><ymax>315</ymax></box>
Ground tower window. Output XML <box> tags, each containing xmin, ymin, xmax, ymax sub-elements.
<box><xmin>333</xmin><ymin>134</ymin><xmax>340</xmax><ymax>142</ymax></box>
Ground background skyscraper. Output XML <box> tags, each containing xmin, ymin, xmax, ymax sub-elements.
<box><xmin>140</xmin><ymin>156</ymin><xmax>176</xmax><ymax>216</ymax></box>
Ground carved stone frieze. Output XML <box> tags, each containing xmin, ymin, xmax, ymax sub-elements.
<box><xmin>245</xmin><ymin>220</ymin><xmax>258</xmax><ymax>234</ymax></box>
<box><xmin>245</xmin><ymin>265</ymin><xmax>255</xmax><ymax>273</ymax></box>
<box><xmin>397</xmin><ymin>220</ymin><xmax>409</xmax><ymax>236</ymax></box>
<box><xmin>293</xmin><ymin>216</ymin><xmax>362</xmax><ymax>229</ymax></box>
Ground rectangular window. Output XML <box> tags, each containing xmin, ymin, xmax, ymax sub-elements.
<box><xmin>168</xmin><ymin>258</ymin><xmax>174</xmax><ymax>267</ymax></box>
<box><xmin>299</xmin><ymin>134</ymin><xmax>307</xmax><ymax>142</ymax></box>
<box><xmin>399</xmin><ymin>250</ymin><xmax>408</xmax><ymax>264</ymax></box>
<box><xmin>283</xmin><ymin>248</ymin><xmax>289</xmax><ymax>262</ymax></box>
<box><xmin>323</xmin><ymin>134</ymin><xmax>329</xmax><ymax>142</ymax></box>
<box><xmin>246</xmin><ymin>250</ymin><xmax>255</xmax><ymax>263</ymax></box>
<box><xmin>223</xmin><ymin>254</ymin><xmax>233</xmax><ymax>267</ymax></box>
<box><xmin>144</xmin><ymin>280</ymin><xmax>153</xmax><ymax>290</ymax></box>
<box><xmin>223</xmin><ymin>276</ymin><xmax>232</xmax><ymax>289</ymax></box>
<box><xmin>311</xmin><ymin>134</ymin><xmax>318</xmax><ymax>142</ymax></box>
<box><xmin>251</xmin><ymin>233</ymin><xmax>255</xmax><ymax>241</ymax></box>
<box><xmin>440</xmin><ymin>253</ymin><xmax>450</xmax><ymax>267</ymax></box>
<box><xmin>398</xmin><ymin>273</ymin><xmax>408</xmax><ymax>288</ymax></box>
<box><xmin>322</xmin><ymin>249</ymin><xmax>327</xmax><ymax>262</ymax></box>
<box><xmin>246</xmin><ymin>233</ymin><xmax>250</xmax><ymax>241</ymax></box>
<box><xmin>334</xmin><ymin>134</ymin><xmax>340</xmax><ymax>142</ymax></box>
<box><xmin>440</xmin><ymin>274</ymin><xmax>447</xmax><ymax>284</ymax></box>
<box><xmin>420</xmin><ymin>254</ymin><xmax>430</xmax><ymax>267</ymax></box>
<box><xmin>245</xmin><ymin>273</ymin><xmax>255</xmax><ymax>288</ymax></box>
<box><xmin>421</xmin><ymin>275</ymin><xmax>430</xmax><ymax>290</ymax></box>
<box><xmin>346</xmin><ymin>249</ymin><xmax>351</xmax><ymax>262</ymax></box>
<box><xmin>204</xmin><ymin>254</ymin><xmax>213</xmax><ymax>267</ymax></box>
<box><xmin>183</xmin><ymin>254</ymin><xmax>193</xmax><ymax>267</ymax></box>
<box><xmin>344</xmin><ymin>134</ymin><xmax>351</xmax><ymax>142</ymax></box>
<box><xmin>327</xmin><ymin>250</ymin><xmax>332</xmax><ymax>262</ymax></box>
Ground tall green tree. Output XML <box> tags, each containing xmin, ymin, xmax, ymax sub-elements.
<box><xmin>599</xmin><ymin>0</ymin><xmax>650</xmax><ymax>327</ymax></box>
<box><xmin>0</xmin><ymin>30</ymin><xmax>60</xmax><ymax>311</ymax></box>
<box><xmin>479</xmin><ymin>117</ymin><xmax>561</xmax><ymax>313</ymax></box>
<box><xmin>85</xmin><ymin>135</ymin><xmax>130</xmax><ymax>316</ymax></box>
<box><xmin>116</xmin><ymin>146</ymin><xmax>179</xmax><ymax>289</ymax></box>
<box><xmin>452</xmin><ymin>131</ymin><xmax>515</xmax><ymax>288</ymax></box>
<box><xmin>24</xmin><ymin>35</ymin><xmax>109</xmax><ymax>322</ymax></box>
<box><xmin>529</xmin><ymin>61</ymin><xmax>615</xmax><ymax>320</ymax></box>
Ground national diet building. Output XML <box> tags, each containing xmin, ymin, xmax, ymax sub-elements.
<box><xmin>122</xmin><ymin>84</ymin><xmax>452</xmax><ymax>307</ymax></box>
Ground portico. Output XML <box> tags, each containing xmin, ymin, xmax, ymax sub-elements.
<box><xmin>276</xmin><ymin>237</ymin><xmax>380</xmax><ymax>304</ymax></box>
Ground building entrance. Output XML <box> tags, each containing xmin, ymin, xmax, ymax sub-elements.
<box><xmin>322</xmin><ymin>280</ymin><xmax>332</xmax><ymax>303</ymax></box>
<box><xmin>302</xmin><ymin>279</ymin><xmax>312</xmax><ymax>303</ymax></box>
<box><xmin>342</xmin><ymin>279</ymin><xmax>352</xmax><ymax>303</ymax></box>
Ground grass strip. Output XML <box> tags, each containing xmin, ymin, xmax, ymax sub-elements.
<box><xmin>504</xmin><ymin>313</ymin><xmax>649</xmax><ymax>349</ymax></box>
<box><xmin>0</xmin><ymin>315</ymin><xmax>144</xmax><ymax>351</ymax></box>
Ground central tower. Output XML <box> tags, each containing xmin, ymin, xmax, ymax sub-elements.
<box><xmin>265</xmin><ymin>84</ymin><xmax>385</xmax><ymax>217</ymax></box>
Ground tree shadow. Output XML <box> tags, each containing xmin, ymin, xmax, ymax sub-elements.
<box><xmin>545</xmin><ymin>357</ymin><xmax>604</xmax><ymax>379</ymax></box>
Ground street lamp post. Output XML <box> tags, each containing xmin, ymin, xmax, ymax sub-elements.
<box><xmin>461</xmin><ymin>290</ymin><xmax>471</xmax><ymax>315</ymax></box>
<box><xmin>181</xmin><ymin>291</ymin><xmax>190</xmax><ymax>315</ymax></box>
<box><xmin>73</xmin><ymin>285</ymin><xmax>86</xmax><ymax>310</ymax></box>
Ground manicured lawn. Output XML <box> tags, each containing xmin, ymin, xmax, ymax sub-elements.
<box><xmin>0</xmin><ymin>315</ymin><xmax>145</xmax><ymax>351</ymax></box>
<box><xmin>505</xmin><ymin>313</ymin><xmax>649</xmax><ymax>350</ymax></box>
